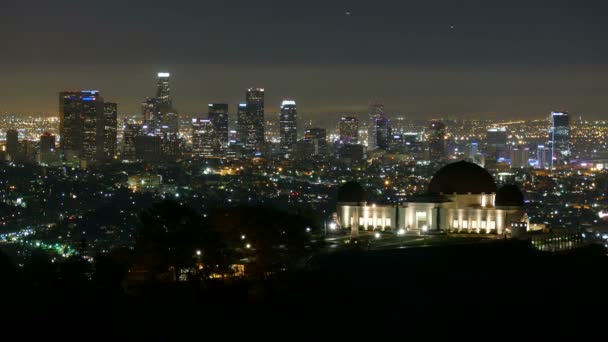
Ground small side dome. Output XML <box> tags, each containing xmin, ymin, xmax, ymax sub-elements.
<box><xmin>495</xmin><ymin>184</ymin><xmax>524</xmax><ymax>207</ymax></box>
<box><xmin>337</xmin><ymin>181</ymin><xmax>367</xmax><ymax>203</ymax></box>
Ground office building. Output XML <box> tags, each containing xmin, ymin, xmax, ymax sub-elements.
<box><xmin>208</xmin><ymin>103</ymin><xmax>229</xmax><ymax>150</ymax></box>
<box><xmin>375</xmin><ymin>116</ymin><xmax>390</xmax><ymax>150</ymax></box>
<box><xmin>279</xmin><ymin>100</ymin><xmax>298</xmax><ymax>156</ymax></box>
<box><xmin>486</xmin><ymin>127</ymin><xmax>508</xmax><ymax>161</ymax></box>
<box><xmin>122</xmin><ymin>122</ymin><xmax>142</xmax><ymax>161</ymax></box>
<box><xmin>243</xmin><ymin>87</ymin><xmax>265</xmax><ymax>155</ymax></box>
<box><xmin>550</xmin><ymin>111</ymin><xmax>570</xmax><ymax>169</ymax></box>
<box><xmin>303</xmin><ymin>127</ymin><xmax>327</xmax><ymax>156</ymax></box>
<box><xmin>428</xmin><ymin>120</ymin><xmax>446</xmax><ymax>161</ymax></box>
<box><xmin>99</xmin><ymin>102</ymin><xmax>117</xmax><ymax>161</ymax></box>
<box><xmin>368</xmin><ymin>102</ymin><xmax>384</xmax><ymax>150</ymax></box>
<box><xmin>338</xmin><ymin>117</ymin><xmax>359</xmax><ymax>144</ymax></box>
<box><xmin>6</xmin><ymin>129</ymin><xmax>18</xmax><ymax>160</ymax></box>
<box><xmin>59</xmin><ymin>90</ymin><xmax>104</xmax><ymax>162</ymax></box>
<box><xmin>510</xmin><ymin>146</ymin><xmax>530</xmax><ymax>169</ymax></box>
<box><xmin>192</xmin><ymin>118</ymin><xmax>218</xmax><ymax>158</ymax></box>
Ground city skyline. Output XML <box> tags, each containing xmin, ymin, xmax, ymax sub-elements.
<box><xmin>2</xmin><ymin>1</ymin><xmax>608</xmax><ymax>118</ymax></box>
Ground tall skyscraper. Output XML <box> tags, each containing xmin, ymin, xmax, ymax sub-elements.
<box><xmin>279</xmin><ymin>100</ymin><xmax>298</xmax><ymax>156</ymax></box>
<box><xmin>368</xmin><ymin>102</ymin><xmax>385</xmax><ymax>150</ymax></box>
<box><xmin>141</xmin><ymin>97</ymin><xmax>157</xmax><ymax>125</ymax></box>
<box><xmin>338</xmin><ymin>117</ymin><xmax>359</xmax><ymax>144</ymax></box>
<box><xmin>550</xmin><ymin>111</ymin><xmax>570</xmax><ymax>169</ymax></box>
<box><xmin>59</xmin><ymin>90</ymin><xmax>104</xmax><ymax>162</ymax></box>
<box><xmin>244</xmin><ymin>87</ymin><xmax>265</xmax><ymax>155</ymax></box>
<box><xmin>99</xmin><ymin>102</ymin><xmax>118</xmax><ymax>161</ymax></box>
<box><xmin>5</xmin><ymin>129</ymin><xmax>18</xmax><ymax>159</ymax></box>
<box><xmin>428</xmin><ymin>120</ymin><xmax>446</xmax><ymax>161</ymax></box>
<box><xmin>192</xmin><ymin>118</ymin><xmax>218</xmax><ymax>158</ymax></box>
<box><xmin>142</xmin><ymin>72</ymin><xmax>177</xmax><ymax>135</ymax></box>
<box><xmin>303</xmin><ymin>127</ymin><xmax>327</xmax><ymax>156</ymax></box>
<box><xmin>122</xmin><ymin>122</ymin><xmax>142</xmax><ymax>161</ymax></box>
<box><xmin>536</xmin><ymin>144</ymin><xmax>551</xmax><ymax>169</ymax></box>
<box><xmin>39</xmin><ymin>132</ymin><xmax>56</xmax><ymax>164</ymax></box>
<box><xmin>510</xmin><ymin>146</ymin><xmax>530</xmax><ymax>169</ymax></box>
<box><xmin>375</xmin><ymin>116</ymin><xmax>390</xmax><ymax>150</ymax></box>
<box><xmin>486</xmin><ymin>127</ymin><xmax>508</xmax><ymax>161</ymax></box>
<box><xmin>208</xmin><ymin>103</ymin><xmax>229</xmax><ymax>150</ymax></box>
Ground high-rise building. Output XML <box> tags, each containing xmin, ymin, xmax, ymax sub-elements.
<box><xmin>536</xmin><ymin>144</ymin><xmax>551</xmax><ymax>169</ymax></box>
<box><xmin>135</xmin><ymin>135</ymin><xmax>162</xmax><ymax>162</ymax></box>
<box><xmin>279</xmin><ymin>100</ymin><xmax>297</xmax><ymax>156</ymax></box>
<box><xmin>303</xmin><ymin>127</ymin><xmax>327</xmax><ymax>156</ymax></box>
<box><xmin>208</xmin><ymin>103</ymin><xmax>229</xmax><ymax>150</ymax></box>
<box><xmin>428</xmin><ymin>120</ymin><xmax>446</xmax><ymax>161</ymax></box>
<box><xmin>6</xmin><ymin>129</ymin><xmax>18</xmax><ymax>159</ymax></box>
<box><xmin>59</xmin><ymin>90</ymin><xmax>104</xmax><ymax>162</ymax></box>
<box><xmin>339</xmin><ymin>117</ymin><xmax>359</xmax><ymax>144</ymax></box>
<box><xmin>141</xmin><ymin>97</ymin><xmax>157</xmax><ymax>126</ymax></box>
<box><xmin>122</xmin><ymin>122</ymin><xmax>142</xmax><ymax>161</ymax></box>
<box><xmin>142</xmin><ymin>72</ymin><xmax>177</xmax><ymax>134</ymax></box>
<box><xmin>368</xmin><ymin>102</ymin><xmax>384</xmax><ymax>150</ymax></box>
<box><xmin>550</xmin><ymin>111</ymin><xmax>570</xmax><ymax>169</ymax></box>
<box><xmin>510</xmin><ymin>146</ymin><xmax>530</xmax><ymax>169</ymax></box>
<box><xmin>39</xmin><ymin>132</ymin><xmax>56</xmax><ymax>164</ymax></box>
<box><xmin>244</xmin><ymin>87</ymin><xmax>265</xmax><ymax>155</ymax></box>
<box><xmin>486</xmin><ymin>127</ymin><xmax>508</xmax><ymax>161</ymax></box>
<box><xmin>375</xmin><ymin>116</ymin><xmax>390</xmax><ymax>150</ymax></box>
<box><xmin>192</xmin><ymin>118</ymin><xmax>218</xmax><ymax>158</ymax></box>
<box><xmin>99</xmin><ymin>102</ymin><xmax>118</xmax><ymax>161</ymax></box>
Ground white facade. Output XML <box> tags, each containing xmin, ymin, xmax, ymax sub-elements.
<box><xmin>337</xmin><ymin>193</ymin><xmax>528</xmax><ymax>236</ymax></box>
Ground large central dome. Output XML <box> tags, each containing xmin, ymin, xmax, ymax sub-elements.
<box><xmin>428</xmin><ymin>161</ymin><xmax>497</xmax><ymax>194</ymax></box>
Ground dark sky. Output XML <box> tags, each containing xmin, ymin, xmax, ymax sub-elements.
<box><xmin>1</xmin><ymin>0</ymin><xmax>608</xmax><ymax>119</ymax></box>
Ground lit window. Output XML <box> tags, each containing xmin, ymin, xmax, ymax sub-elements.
<box><xmin>489</xmin><ymin>221</ymin><xmax>496</xmax><ymax>229</ymax></box>
<box><xmin>462</xmin><ymin>221</ymin><xmax>468</xmax><ymax>228</ymax></box>
<box><xmin>453</xmin><ymin>220</ymin><xmax>459</xmax><ymax>228</ymax></box>
<box><xmin>471</xmin><ymin>221</ymin><xmax>478</xmax><ymax>229</ymax></box>
<box><xmin>481</xmin><ymin>221</ymin><xmax>487</xmax><ymax>228</ymax></box>
<box><xmin>385</xmin><ymin>218</ymin><xmax>391</xmax><ymax>227</ymax></box>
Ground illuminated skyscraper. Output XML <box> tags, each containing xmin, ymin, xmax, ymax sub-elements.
<box><xmin>486</xmin><ymin>127</ymin><xmax>508</xmax><ymax>161</ymax></box>
<box><xmin>142</xmin><ymin>72</ymin><xmax>177</xmax><ymax>135</ymax></box>
<box><xmin>339</xmin><ymin>117</ymin><xmax>359</xmax><ymax>144</ymax></box>
<box><xmin>208</xmin><ymin>103</ymin><xmax>229</xmax><ymax>150</ymax></box>
<box><xmin>99</xmin><ymin>102</ymin><xmax>117</xmax><ymax>161</ymax></box>
<box><xmin>510</xmin><ymin>146</ymin><xmax>530</xmax><ymax>169</ymax></box>
<box><xmin>428</xmin><ymin>120</ymin><xmax>446</xmax><ymax>161</ymax></box>
<box><xmin>122</xmin><ymin>122</ymin><xmax>142</xmax><ymax>161</ymax></box>
<box><xmin>375</xmin><ymin>116</ymin><xmax>390</xmax><ymax>150</ymax></box>
<box><xmin>244</xmin><ymin>87</ymin><xmax>265</xmax><ymax>155</ymax></box>
<box><xmin>303</xmin><ymin>127</ymin><xmax>327</xmax><ymax>156</ymax></box>
<box><xmin>39</xmin><ymin>132</ymin><xmax>56</xmax><ymax>164</ymax></box>
<box><xmin>550</xmin><ymin>111</ymin><xmax>570</xmax><ymax>169</ymax></box>
<box><xmin>59</xmin><ymin>90</ymin><xmax>104</xmax><ymax>162</ymax></box>
<box><xmin>5</xmin><ymin>129</ymin><xmax>18</xmax><ymax>159</ymax></box>
<box><xmin>192</xmin><ymin>118</ymin><xmax>218</xmax><ymax>158</ymax></box>
<box><xmin>368</xmin><ymin>102</ymin><xmax>385</xmax><ymax>150</ymax></box>
<box><xmin>279</xmin><ymin>100</ymin><xmax>297</xmax><ymax>156</ymax></box>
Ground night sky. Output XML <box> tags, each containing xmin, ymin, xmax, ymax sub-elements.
<box><xmin>1</xmin><ymin>0</ymin><xmax>608</xmax><ymax>119</ymax></box>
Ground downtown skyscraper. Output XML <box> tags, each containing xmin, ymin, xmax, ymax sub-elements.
<box><xmin>550</xmin><ymin>111</ymin><xmax>570</xmax><ymax>169</ymax></box>
<box><xmin>238</xmin><ymin>87</ymin><xmax>265</xmax><ymax>156</ymax></box>
<box><xmin>208</xmin><ymin>103</ymin><xmax>229</xmax><ymax>152</ymax></box>
<box><xmin>192</xmin><ymin>118</ymin><xmax>218</xmax><ymax>158</ymax></box>
<box><xmin>100</xmin><ymin>102</ymin><xmax>118</xmax><ymax>161</ymax></box>
<box><xmin>368</xmin><ymin>101</ymin><xmax>385</xmax><ymax>150</ymax></box>
<box><xmin>338</xmin><ymin>117</ymin><xmax>359</xmax><ymax>144</ymax></box>
<box><xmin>279</xmin><ymin>100</ymin><xmax>297</xmax><ymax>156</ymax></box>
<box><xmin>428</xmin><ymin>120</ymin><xmax>446</xmax><ymax>161</ymax></box>
<box><xmin>59</xmin><ymin>90</ymin><xmax>104</xmax><ymax>163</ymax></box>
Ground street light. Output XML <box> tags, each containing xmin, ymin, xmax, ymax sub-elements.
<box><xmin>196</xmin><ymin>250</ymin><xmax>201</xmax><ymax>256</ymax></box>
<box><xmin>374</xmin><ymin>232</ymin><xmax>381</xmax><ymax>239</ymax></box>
